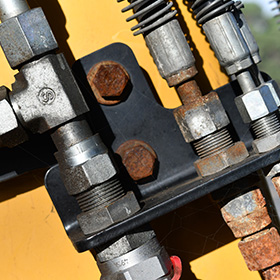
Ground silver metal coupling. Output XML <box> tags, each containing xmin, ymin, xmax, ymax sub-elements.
<box><xmin>95</xmin><ymin>227</ymin><xmax>173</xmax><ymax>280</ymax></box>
<box><xmin>118</xmin><ymin>0</ymin><xmax>197</xmax><ymax>87</ymax></box>
<box><xmin>190</xmin><ymin>0</ymin><xmax>280</xmax><ymax>153</ymax></box>
<box><xmin>0</xmin><ymin>6</ymin><xmax>58</xmax><ymax>68</ymax></box>
<box><xmin>51</xmin><ymin>120</ymin><xmax>141</xmax><ymax>235</ymax></box>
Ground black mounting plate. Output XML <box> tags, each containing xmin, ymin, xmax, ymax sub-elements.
<box><xmin>44</xmin><ymin>43</ymin><xmax>280</xmax><ymax>252</ymax></box>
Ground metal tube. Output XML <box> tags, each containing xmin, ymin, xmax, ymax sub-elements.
<box><xmin>236</xmin><ymin>71</ymin><xmax>257</xmax><ymax>93</ymax></box>
<box><xmin>0</xmin><ymin>0</ymin><xmax>29</xmax><ymax>22</ymax></box>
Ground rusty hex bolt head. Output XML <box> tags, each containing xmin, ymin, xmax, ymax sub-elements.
<box><xmin>87</xmin><ymin>61</ymin><xmax>130</xmax><ymax>105</ymax></box>
<box><xmin>117</xmin><ymin>140</ymin><xmax>157</xmax><ymax>181</ymax></box>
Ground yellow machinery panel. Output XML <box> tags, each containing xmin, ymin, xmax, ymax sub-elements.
<box><xmin>0</xmin><ymin>1</ymin><xmax>263</xmax><ymax>279</ymax></box>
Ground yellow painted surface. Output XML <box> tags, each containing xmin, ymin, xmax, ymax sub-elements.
<box><xmin>191</xmin><ymin>240</ymin><xmax>260</xmax><ymax>280</ymax></box>
<box><xmin>0</xmin><ymin>1</ymin><xmax>259</xmax><ymax>280</ymax></box>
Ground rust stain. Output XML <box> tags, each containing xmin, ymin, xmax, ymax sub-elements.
<box><xmin>87</xmin><ymin>61</ymin><xmax>130</xmax><ymax>105</ymax></box>
<box><xmin>166</xmin><ymin>65</ymin><xmax>198</xmax><ymax>87</ymax></box>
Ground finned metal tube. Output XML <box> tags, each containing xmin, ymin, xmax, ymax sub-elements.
<box><xmin>0</xmin><ymin>0</ymin><xmax>29</xmax><ymax>22</ymax></box>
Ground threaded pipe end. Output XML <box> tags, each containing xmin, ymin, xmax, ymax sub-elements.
<box><xmin>75</xmin><ymin>177</ymin><xmax>126</xmax><ymax>212</ymax></box>
<box><xmin>251</xmin><ymin>112</ymin><xmax>280</xmax><ymax>139</ymax></box>
<box><xmin>193</xmin><ymin>128</ymin><xmax>234</xmax><ymax>158</ymax></box>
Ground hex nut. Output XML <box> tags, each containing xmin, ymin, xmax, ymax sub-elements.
<box><xmin>226</xmin><ymin>207</ymin><xmax>271</xmax><ymax>238</ymax></box>
<box><xmin>77</xmin><ymin>191</ymin><xmax>140</xmax><ymax>235</ymax></box>
<box><xmin>174</xmin><ymin>92</ymin><xmax>230</xmax><ymax>142</ymax></box>
<box><xmin>194</xmin><ymin>141</ymin><xmax>249</xmax><ymax>177</ymax></box>
<box><xmin>221</xmin><ymin>189</ymin><xmax>266</xmax><ymax>222</ymax></box>
<box><xmin>238</xmin><ymin>227</ymin><xmax>280</xmax><ymax>271</ymax></box>
<box><xmin>10</xmin><ymin>54</ymin><xmax>88</xmax><ymax>134</ymax></box>
<box><xmin>0</xmin><ymin>86</ymin><xmax>28</xmax><ymax>147</ymax></box>
<box><xmin>87</xmin><ymin>61</ymin><xmax>130</xmax><ymax>105</ymax></box>
<box><xmin>57</xmin><ymin>152</ymin><xmax>118</xmax><ymax>195</ymax></box>
<box><xmin>235</xmin><ymin>83</ymin><xmax>280</xmax><ymax>123</ymax></box>
<box><xmin>0</xmin><ymin>8</ymin><xmax>58</xmax><ymax>68</ymax></box>
<box><xmin>252</xmin><ymin>131</ymin><xmax>280</xmax><ymax>154</ymax></box>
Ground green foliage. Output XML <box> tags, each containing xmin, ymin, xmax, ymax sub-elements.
<box><xmin>243</xmin><ymin>3</ymin><xmax>280</xmax><ymax>84</ymax></box>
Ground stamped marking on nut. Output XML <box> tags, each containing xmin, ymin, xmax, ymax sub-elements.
<box><xmin>117</xmin><ymin>140</ymin><xmax>157</xmax><ymax>181</ymax></box>
<box><xmin>87</xmin><ymin>61</ymin><xmax>130</xmax><ymax>105</ymax></box>
<box><xmin>37</xmin><ymin>87</ymin><xmax>56</xmax><ymax>105</ymax></box>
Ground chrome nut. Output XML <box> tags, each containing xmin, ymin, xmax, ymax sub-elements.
<box><xmin>77</xmin><ymin>191</ymin><xmax>140</xmax><ymax>235</ymax></box>
<box><xmin>0</xmin><ymin>86</ymin><xmax>28</xmax><ymax>147</ymax></box>
<box><xmin>10</xmin><ymin>54</ymin><xmax>88</xmax><ymax>134</ymax></box>
<box><xmin>57</xmin><ymin>152</ymin><xmax>118</xmax><ymax>195</ymax></box>
<box><xmin>252</xmin><ymin>131</ymin><xmax>280</xmax><ymax>154</ymax></box>
<box><xmin>235</xmin><ymin>83</ymin><xmax>280</xmax><ymax>123</ymax></box>
<box><xmin>174</xmin><ymin>92</ymin><xmax>230</xmax><ymax>142</ymax></box>
<box><xmin>0</xmin><ymin>8</ymin><xmax>58</xmax><ymax>68</ymax></box>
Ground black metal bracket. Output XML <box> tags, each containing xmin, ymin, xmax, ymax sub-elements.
<box><xmin>44</xmin><ymin>43</ymin><xmax>280</xmax><ymax>252</ymax></box>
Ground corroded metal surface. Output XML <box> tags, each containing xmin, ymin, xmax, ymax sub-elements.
<box><xmin>194</xmin><ymin>141</ymin><xmax>249</xmax><ymax>177</ymax></box>
<box><xmin>262</xmin><ymin>264</ymin><xmax>280</xmax><ymax>280</ymax></box>
<box><xmin>87</xmin><ymin>60</ymin><xmax>130</xmax><ymax>105</ymax></box>
<box><xmin>238</xmin><ymin>227</ymin><xmax>280</xmax><ymax>271</ymax></box>
<box><xmin>117</xmin><ymin>140</ymin><xmax>157</xmax><ymax>181</ymax></box>
<box><xmin>221</xmin><ymin>189</ymin><xmax>266</xmax><ymax>222</ymax></box>
<box><xmin>166</xmin><ymin>66</ymin><xmax>198</xmax><ymax>87</ymax></box>
<box><xmin>226</xmin><ymin>207</ymin><xmax>271</xmax><ymax>238</ymax></box>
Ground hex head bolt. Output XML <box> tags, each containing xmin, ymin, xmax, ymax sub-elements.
<box><xmin>174</xmin><ymin>80</ymin><xmax>248</xmax><ymax>177</ymax></box>
<box><xmin>87</xmin><ymin>61</ymin><xmax>130</xmax><ymax>105</ymax></box>
<box><xmin>117</xmin><ymin>140</ymin><xmax>157</xmax><ymax>182</ymax></box>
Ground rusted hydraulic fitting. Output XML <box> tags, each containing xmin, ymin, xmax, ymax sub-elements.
<box><xmin>117</xmin><ymin>140</ymin><xmax>157</xmax><ymax>182</ymax></box>
<box><xmin>239</xmin><ymin>227</ymin><xmax>280</xmax><ymax>271</ymax></box>
<box><xmin>221</xmin><ymin>189</ymin><xmax>271</xmax><ymax>238</ymax></box>
<box><xmin>220</xmin><ymin>188</ymin><xmax>280</xmax><ymax>276</ymax></box>
<box><xmin>87</xmin><ymin>60</ymin><xmax>130</xmax><ymax>105</ymax></box>
<box><xmin>174</xmin><ymin>80</ymin><xmax>249</xmax><ymax>177</ymax></box>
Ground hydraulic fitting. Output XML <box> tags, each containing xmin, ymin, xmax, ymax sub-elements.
<box><xmin>51</xmin><ymin>120</ymin><xmax>140</xmax><ymax>235</ymax></box>
<box><xmin>119</xmin><ymin>0</ymin><xmax>249</xmax><ymax>176</ymax></box>
<box><xmin>10</xmin><ymin>54</ymin><xmax>88</xmax><ymax>134</ymax></box>
<box><xmin>173</xmin><ymin>80</ymin><xmax>248</xmax><ymax>176</ymax></box>
<box><xmin>0</xmin><ymin>7</ymin><xmax>58</xmax><ymax>68</ymax></box>
<box><xmin>119</xmin><ymin>0</ymin><xmax>197</xmax><ymax>87</ymax></box>
<box><xmin>0</xmin><ymin>0</ymin><xmax>141</xmax><ymax>236</ymax></box>
<box><xmin>189</xmin><ymin>0</ymin><xmax>280</xmax><ymax>154</ymax></box>
<box><xmin>94</xmin><ymin>226</ymin><xmax>173</xmax><ymax>280</ymax></box>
